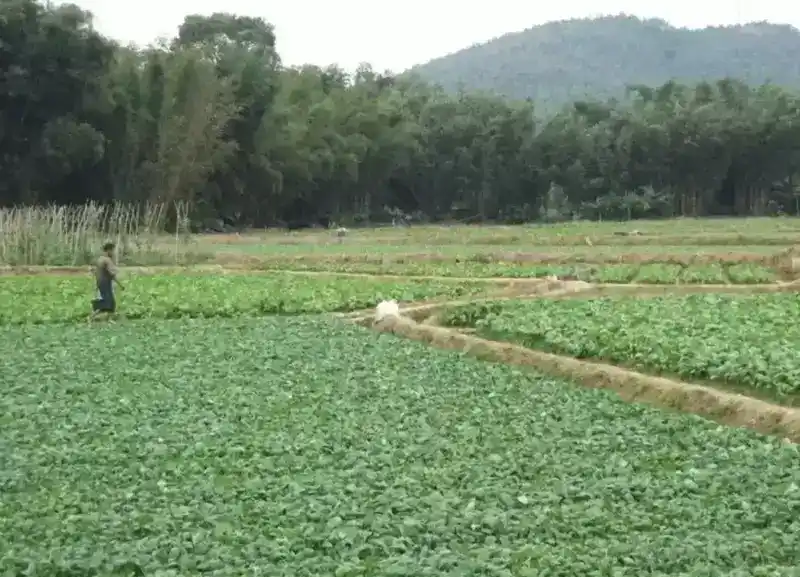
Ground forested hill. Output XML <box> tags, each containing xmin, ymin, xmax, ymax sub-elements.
<box><xmin>409</xmin><ymin>16</ymin><xmax>800</xmax><ymax>106</ymax></box>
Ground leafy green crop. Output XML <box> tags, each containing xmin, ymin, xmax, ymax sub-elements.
<box><xmin>1</xmin><ymin>318</ymin><xmax>798</xmax><ymax>575</ymax></box>
<box><xmin>439</xmin><ymin>301</ymin><xmax>504</xmax><ymax>327</ymax></box>
<box><xmin>728</xmin><ymin>262</ymin><xmax>778</xmax><ymax>283</ymax></box>
<box><xmin>0</xmin><ymin>273</ymin><xmax>487</xmax><ymax>325</ymax></box>
<box><xmin>268</xmin><ymin>259</ymin><xmax>590</xmax><ymax>278</ymax></box>
<box><xmin>474</xmin><ymin>294</ymin><xmax>800</xmax><ymax>398</ymax></box>
<box><xmin>266</xmin><ymin>259</ymin><xmax>778</xmax><ymax>283</ymax></box>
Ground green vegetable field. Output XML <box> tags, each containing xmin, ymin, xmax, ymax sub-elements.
<box><xmin>451</xmin><ymin>294</ymin><xmax>800</xmax><ymax>399</ymax></box>
<box><xmin>267</xmin><ymin>260</ymin><xmax>778</xmax><ymax>284</ymax></box>
<box><xmin>2</xmin><ymin>317</ymin><xmax>799</xmax><ymax>575</ymax></box>
<box><xmin>0</xmin><ymin>274</ymin><xmax>486</xmax><ymax>324</ymax></box>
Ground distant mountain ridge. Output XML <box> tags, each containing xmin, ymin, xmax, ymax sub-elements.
<box><xmin>409</xmin><ymin>15</ymin><xmax>800</xmax><ymax>107</ymax></box>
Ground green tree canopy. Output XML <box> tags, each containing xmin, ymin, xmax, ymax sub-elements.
<box><xmin>3</xmin><ymin>2</ymin><xmax>800</xmax><ymax>225</ymax></box>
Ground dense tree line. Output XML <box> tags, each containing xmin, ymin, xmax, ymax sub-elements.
<box><xmin>3</xmin><ymin>1</ymin><xmax>800</xmax><ymax>228</ymax></box>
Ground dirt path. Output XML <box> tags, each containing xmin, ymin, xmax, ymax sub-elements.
<box><xmin>348</xmin><ymin>282</ymin><xmax>800</xmax><ymax>441</ymax></box>
<box><xmin>341</xmin><ymin>279</ymin><xmax>594</xmax><ymax>322</ymax></box>
<box><xmin>365</xmin><ymin>314</ymin><xmax>800</xmax><ymax>443</ymax></box>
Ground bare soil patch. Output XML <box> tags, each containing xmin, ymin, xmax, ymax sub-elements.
<box><xmin>366</xmin><ymin>315</ymin><xmax>800</xmax><ymax>442</ymax></box>
<box><xmin>555</xmin><ymin>282</ymin><xmax>800</xmax><ymax>299</ymax></box>
<box><xmin>770</xmin><ymin>247</ymin><xmax>800</xmax><ymax>281</ymax></box>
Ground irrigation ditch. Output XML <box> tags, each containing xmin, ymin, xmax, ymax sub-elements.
<box><xmin>348</xmin><ymin>278</ymin><xmax>800</xmax><ymax>444</ymax></box>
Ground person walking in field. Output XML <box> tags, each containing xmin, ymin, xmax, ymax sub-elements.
<box><xmin>89</xmin><ymin>242</ymin><xmax>123</xmax><ymax>322</ymax></box>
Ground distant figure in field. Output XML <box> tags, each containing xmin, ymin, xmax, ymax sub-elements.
<box><xmin>89</xmin><ymin>242</ymin><xmax>124</xmax><ymax>323</ymax></box>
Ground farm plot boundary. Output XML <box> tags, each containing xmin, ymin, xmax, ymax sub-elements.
<box><xmin>5</xmin><ymin>264</ymin><xmax>800</xmax><ymax>288</ymax></box>
<box><xmin>163</xmin><ymin>245</ymin><xmax>800</xmax><ymax>283</ymax></box>
<box><xmin>348</xmin><ymin>279</ymin><xmax>800</xmax><ymax>441</ymax></box>
<box><xmin>4</xmin><ymin>258</ymin><xmax>799</xmax><ymax>440</ymax></box>
<box><xmin>3</xmin><ymin>243</ymin><xmax>800</xmax><ymax>278</ymax></box>
<box><xmin>364</xmin><ymin>314</ymin><xmax>800</xmax><ymax>443</ymax></box>
<box><xmin>343</xmin><ymin>278</ymin><xmax>800</xmax><ymax>326</ymax></box>
<box><xmin>341</xmin><ymin>277</ymin><xmax>800</xmax><ymax>323</ymax></box>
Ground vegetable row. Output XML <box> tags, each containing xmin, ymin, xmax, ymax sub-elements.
<box><xmin>265</xmin><ymin>260</ymin><xmax>778</xmax><ymax>283</ymax></box>
<box><xmin>442</xmin><ymin>293</ymin><xmax>800</xmax><ymax>398</ymax></box>
<box><xmin>0</xmin><ymin>273</ymin><xmax>486</xmax><ymax>324</ymax></box>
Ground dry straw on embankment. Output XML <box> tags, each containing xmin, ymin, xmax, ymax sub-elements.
<box><xmin>361</xmin><ymin>309</ymin><xmax>800</xmax><ymax>444</ymax></box>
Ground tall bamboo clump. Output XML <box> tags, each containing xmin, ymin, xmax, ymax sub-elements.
<box><xmin>0</xmin><ymin>201</ymin><xmax>202</xmax><ymax>266</ymax></box>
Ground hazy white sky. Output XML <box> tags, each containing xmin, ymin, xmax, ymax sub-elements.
<box><xmin>70</xmin><ymin>0</ymin><xmax>796</xmax><ymax>72</ymax></box>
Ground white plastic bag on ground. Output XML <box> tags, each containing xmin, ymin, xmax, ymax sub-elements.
<box><xmin>375</xmin><ymin>299</ymin><xmax>400</xmax><ymax>322</ymax></box>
